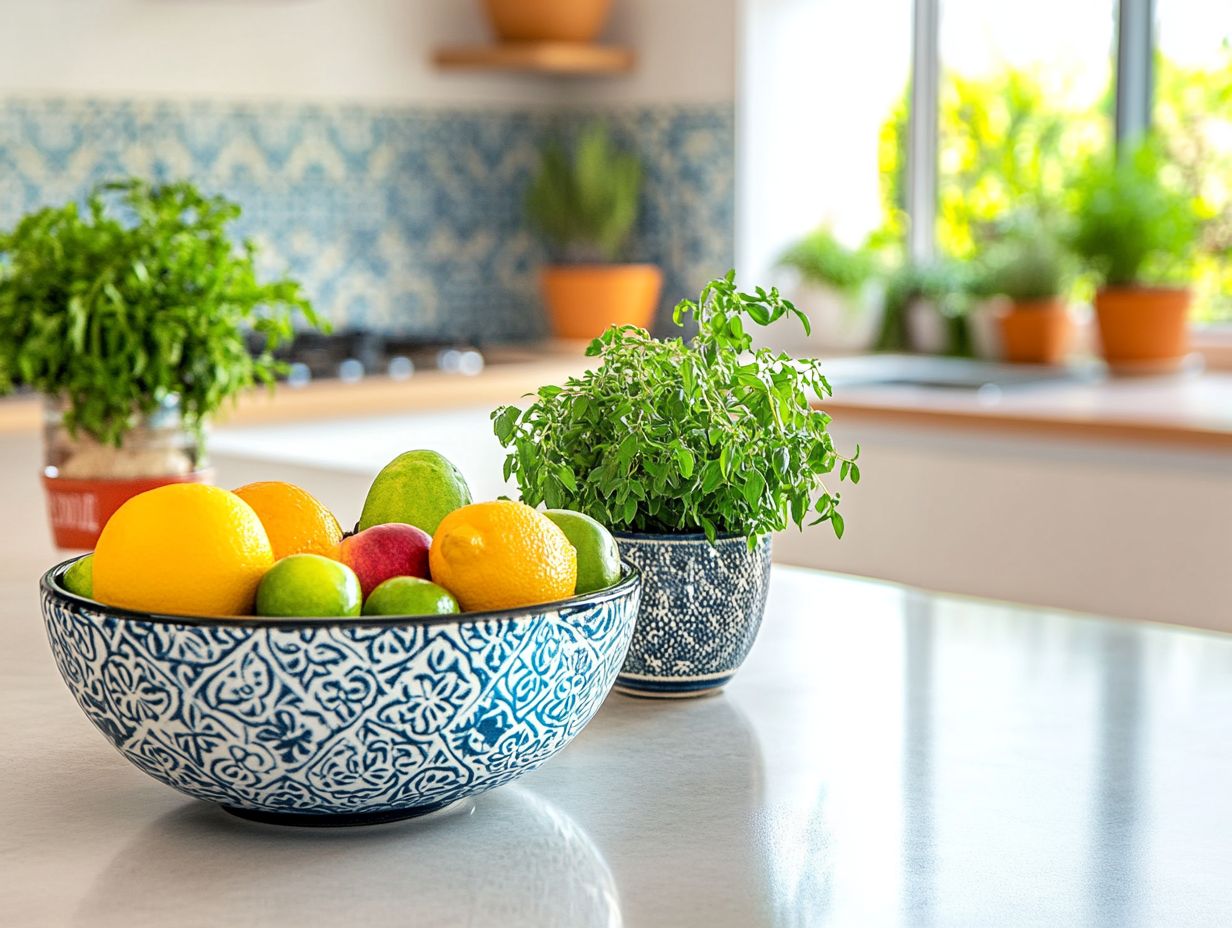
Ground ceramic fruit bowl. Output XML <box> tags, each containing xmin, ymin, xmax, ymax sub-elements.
<box><xmin>41</xmin><ymin>557</ymin><xmax>640</xmax><ymax>826</ymax></box>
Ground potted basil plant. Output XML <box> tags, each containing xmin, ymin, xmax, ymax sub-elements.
<box><xmin>493</xmin><ymin>272</ymin><xmax>858</xmax><ymax>697</ymax></box>
<box><xmin>526</xmin><ymin>122</ymin><xmax>662</xmax><ymax>340</ymax></box>
<box><xmin>0</xmin><ymin>179</ymin><xmax>321</xmax><ymax>548</ymax></box>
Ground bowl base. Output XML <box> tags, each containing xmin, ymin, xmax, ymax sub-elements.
<box><xmin>221</xmin><ymin>798</ymin><xmax>459</xmax><ymax>828</ymax></box>
<box><xmin>614</xmin><ymin>675</ymin><xmax>732</xmax><ymax>699</ymax></box>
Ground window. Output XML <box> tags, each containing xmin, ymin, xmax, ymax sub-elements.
<box><xmin>1156</xmin><ymin>1</ymin><xmax>1232</xmax><ymax>321</ymax></box>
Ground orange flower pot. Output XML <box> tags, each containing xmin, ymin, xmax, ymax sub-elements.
<box><xmin>998</xmin><ymin>298</ymin><xmax>1073</xmax><ymax>365</ymax></box>
<box><xmin>483</xmin><ymin>0</ymin><xmax>613</xmax><ymax>42</ymax></box>
<box><xmin>1093</xmin><ymin>286</ymin><xmax>1191</xmax><ymax>370</ymax></box>
<box><xmin>541</xmin><ymin>264</ymin><xmax>663</xmax><ymax>340</ymax></box>
<box><xmin>42</xmin><ymin>470</ymin><xmax>214</xmax><ymax>550</ymax></box>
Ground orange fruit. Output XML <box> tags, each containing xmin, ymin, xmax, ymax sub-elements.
<box><xmin>93</xmin><ymin>484</ymin><xmax>274</xmax><ymax>616</ymax></box>
<box><xmin>429</xmin><ymin>500</ymin><xmax>577</xmax><ymax>612</ymax></box>
<box><xmin>232</xmin><ymin>481</ymin><xmax>343</xmax><ymax>560</ymax></box>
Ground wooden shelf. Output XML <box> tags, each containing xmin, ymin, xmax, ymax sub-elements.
<box><xmin>432</xmin><ymin>42</ymin><xmax>634</xmax><ymax>75</ymax></box>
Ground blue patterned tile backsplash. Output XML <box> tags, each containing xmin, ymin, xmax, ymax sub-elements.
<box><xmin>0</xmin><ymin>98</ymin><xmax>734</xmax><ymax>341</ymax></box>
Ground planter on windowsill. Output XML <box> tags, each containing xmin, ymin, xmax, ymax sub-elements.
<box><xmin>1093</xmin><ymin>286</ymin><xmax>1191</xmax><ymax>374</ymax></box>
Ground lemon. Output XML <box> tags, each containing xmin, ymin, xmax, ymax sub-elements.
<box><xmin>543</xmin><ymin>509</ymin><xmax>621</xmax><ymax>595</ymax></box>
<box><xmin>93</xmin><ymin>484</ymin><xmax>274</xmax><ymax>616</ymax></box>
<box><xmin>429</xmin><ymin>500</ymin><xmax>576</xmax><ymax>612</ymax></box>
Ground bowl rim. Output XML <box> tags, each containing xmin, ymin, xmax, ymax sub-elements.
<box><xmin>41</xmin><ymin>555</ymin><xmax>641</xmax><ymax>630</ymax></box>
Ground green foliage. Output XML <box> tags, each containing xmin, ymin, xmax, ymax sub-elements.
<box><xmin>876</xmin><ymin>53</ymin><xmax>1232</xmax><ymax>318</ymax></box>
<box><xmin>878</xmin><ymin>69</ymin><xmax>1106</xmax><ymax>260</ymax></box>
<box><xmin>493</xmin><ymin>272</ymin><xmax>859</xmax><ymax>543</ymax></box>
<box><xmin>979</xmin><ymin>218</ymin><xmax>1067</xmax><ymax>302</ymax></box>
<box><xmin>0</xmin><ymin>178</ymin><xmax>323</xmax><ymax>449</ymax></box>
<box><xmin>778</xmin><ymin>228</ymin><xmax>882</xmax><ymax>295</ymax></box>
<box><xmin>1067</xmin><ymin>141</ymin><xmax>1199</xmax><ymax>287</ymax></box>
<box><xmin>875</xmin><ymin>257</ymin><xmax>976</xmax><ymax>354</ymax></box>
<box><xmin>525</xmin><ymin>123</ymin><xmax>642</xmax><ymax>262</ymax></box>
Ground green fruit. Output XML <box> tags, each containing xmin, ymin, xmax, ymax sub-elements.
<box><xmin>543</xmin><ymin>509</ymin><xmax>621</xmax><ymax>595</ymax></box>
<box><xmin>358</xmin><ymin>450</ymin><xmax>472</xmax><ymax>535</ymax></box>
<box><xmin>256</xmin><ymin>554</ymin><xmax>362</xmax><ymax>618</ymax></box>
<box><xmin>363</xmin><ymin>576</ymin><xmax>460</xmax><ymax>617</ymax></box>
<box><xmin>63</xmin><ymin>554</ymin><xmax>94</xmax><ymax>598</ymax></box>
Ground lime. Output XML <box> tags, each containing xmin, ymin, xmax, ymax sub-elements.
<box><xmin>63</xmin><ymin>554</ymin><xmax>94</xmax><ymax>599</ymax></box>
<box><xmin>362</xmin><ymin>576</ymin><xmax>460</xmax><ymax>617</ymax></box>
<box><xmin>255</xmin><ymin>554</ymin><xmax>362</xmax><ymax>618</ymax></box>
<box><xmin>542</xmin><ymin>509</ymin><xmax>621</xmax><ymax>595</ymax></box>
<box><xmin>358</xmin><ymin>450</ymin><xmax>472</xmax><ymax>535</ymax></box>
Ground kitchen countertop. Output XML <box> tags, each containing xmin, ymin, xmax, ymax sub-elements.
<box><xmin>3</xmin><ymin>437</ymin><xmax>1231</xmax><ymax>927</ymax></box>
<box><xmin>3</xmin><ymin>348</ymin><xmax>1231</xmax><ymax>453</ymax></box>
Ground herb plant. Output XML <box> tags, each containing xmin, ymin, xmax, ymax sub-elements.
<box><xmin>0</xmin><ymin>179</ymin><xmax>322</xmax><ymax>449</ymax></box>
<box><xmin>493</xmin><ymin>272</ymin><xmax>859</xmax><ymax>542</ymax></box>
<box><xmin>778</xmin><ymin>228</ymin><xmax>881</xmax><ymax>295</ymax></box>
<box><xmin>525</xmin><ymin>123</ymin><xmax>642</xmax><ymax>263</ymax></box>
<box><xmin>980</xmin><ymin>224</ymin><xmax>1068</xmax><ymax>303</ymax></box>
<box><xmin>1067</xmin><ymin>141</ymin><xmax>1199</xmax><ymax>287</ymax></box>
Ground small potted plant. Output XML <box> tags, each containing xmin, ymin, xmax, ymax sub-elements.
<box><xmin>1068</xmin><ymin>142</ymin><xmax>1199</xmax><ymax>372</ymax></box>
<box><xmin>526</xmin><ymin>123</ymin><xmax>662</xmax><ymax>340</ymax></box>
<box><xmin>493</xmin><ymin>272</ymin><xmax>858</xmax><ymax>697</ymax></box>
<box><xmin>0</xmin><ymin>179</ymin><xmax>321</xmax><ymax>549</ymax></box>
<box><xmin>876</xmin><ymin>257</ymin><xmax>975</xmax><ymax>356</ymax></box>
<box><xmin>773</xmin><ymin>228</ymin><xmax>884</xmax><ymax>352</ymax></box>
<box><xmin>982</xmin><ymin>228</ymin><xmax>1073</xmax><ymax>364</ymax></box>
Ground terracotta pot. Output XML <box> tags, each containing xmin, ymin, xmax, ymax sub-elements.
<box><xmin>998</xmin><ymin>298</ymin><xmax>1073</xmax><ymax>365</ymax></box>
<box><xmin>542</xmin><ymin>264</ymin><xmax>662</xmax><ymax>340</ymax></box>
<box><xmin>483</xmin><ymin>0</ymin><xmax>613</xmax><ymax>42</ymax></box>
<box><xmin>42</xmin><ymin>470</ymin><xmax>214</xmax><ymax>550</ymax></box>
<box><xmin>1093</xmin><ymin>286</ymin><xmax>1191</xmax><ymax>369</ymax></box>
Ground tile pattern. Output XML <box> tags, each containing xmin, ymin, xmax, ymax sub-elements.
<box><xmin>0</xmin><ymin>98</ymin><xmax>734</xmax><ymax>341</ymax></box>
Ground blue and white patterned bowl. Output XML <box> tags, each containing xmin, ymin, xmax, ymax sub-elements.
<box><xmin>613</xmin><ymin>533</ymin><xmax>771</xmax><ymax>698</ymax></box>
<box><xmin>40</xmin><ymin>557</ymin><xmax>640</xmax><ymax>826</ymax></box>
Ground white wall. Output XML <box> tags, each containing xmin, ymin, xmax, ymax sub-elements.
<box><xmin>0</xmin><ymin>0</ymin><xmax>734</xmax><ymax>106</ymax></box>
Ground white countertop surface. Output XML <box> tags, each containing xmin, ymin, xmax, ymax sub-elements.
<box><xmin>3</xmin><ymin>432</ymin><xmax>1232</xmax><ymax>927</ymax></box>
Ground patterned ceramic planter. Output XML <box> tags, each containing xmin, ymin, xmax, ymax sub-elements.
<box><xmin>613</xmin><ymin>532</ymin><xmax>772</xmax><ymax>698</ymax></box>
<box><xmin>41</xmin><ymin>558</ymin><xmax>641</xmax><ymax>826</ymax></box>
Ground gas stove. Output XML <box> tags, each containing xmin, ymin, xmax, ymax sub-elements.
<box><xmin>251</xmin><ymin>331</ymin><xmax>487</xmax><ymax>386</ymax></box>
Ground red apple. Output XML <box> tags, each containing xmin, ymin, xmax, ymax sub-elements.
<box><xmin>336</xmin><ymin>523</ymin><xmax>431</xmax><ymax>598</ymax></box>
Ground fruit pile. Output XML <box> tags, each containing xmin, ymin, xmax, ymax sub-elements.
<box><xmin>59</xmin><ymin>450</ymin><xmax>622</xmax><ymax>618</ymax></box>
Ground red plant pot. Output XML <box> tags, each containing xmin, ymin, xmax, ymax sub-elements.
<box><xmin>42</xmin><ymin>470</ymin><xmax>214</xmax><ymax>550</ymax></box>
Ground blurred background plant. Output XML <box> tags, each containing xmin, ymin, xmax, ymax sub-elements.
<box><xmin>876</xmin><ymin>47</ymin><xmax>1231</xmax><ymax>321</ymax></box>
<box><xmin>525</xmin><ymin>122</ymin><xmax>643</xmax><ymax>264</ymax></box>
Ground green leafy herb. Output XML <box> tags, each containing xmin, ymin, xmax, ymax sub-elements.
<box><xmin>525</xmin><ymin>123</ymin><xmax>642</xmax><ymax>263</ymax></box>
<box><xmin>0</xmin><ymin>178</ymin><xmax>324</xmax><ymax>450</ymax></box>
<box><xmin>1067</xmin><ymin>140</ymin><xmax>1199</xmax><ymax>287</ymax></box>
<box><xmin>978</xmin><ymin>216</ymin><xmax>1069</xmax><ymax>302</ymax></box>
<box><xmin>493</xmin><ymin>271</ymin><xmax>859</xmax><ymax>543</ymax></box>
<box><xmin>778</xmin><ymin>227</ymin><xmax>882</xmax><ymax>296</ymax></box>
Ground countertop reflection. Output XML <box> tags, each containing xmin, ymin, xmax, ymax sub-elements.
<box><xmin>6</xmin><ymin>563</ymin><xmax>1232</xmax><ymax>927</ymax></box>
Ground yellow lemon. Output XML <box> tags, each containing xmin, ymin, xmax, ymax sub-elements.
<box><xmin>233</xmin><ymin>481</ymin><xmax>343</xmax><ymax>560</ymax></box>
<box><xmin>93</xmin><ymin>484</ymin><xmax>274</xmax><ymax>616</ymax></box>
<box><xmin>429</xmin><ymin>500</ymin><xmax>577</xmax><ymax>612</ymax></box>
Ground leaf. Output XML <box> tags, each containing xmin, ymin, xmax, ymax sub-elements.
<box><xmin>675</xmin><ymin>445</ymin><xmax>695</xmax><ymax>478</ymax></box>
